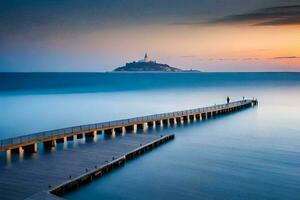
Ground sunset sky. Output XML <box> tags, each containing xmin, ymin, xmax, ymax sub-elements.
<box><xmin>0</xmin><ymin>0</ymin><xmax>300</xmax><ymax>72</ymax></box>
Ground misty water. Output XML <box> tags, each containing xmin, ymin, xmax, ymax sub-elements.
<box><xmin>0</xmin><ymin>73</ymin><xmax>300</xmax><ymax>199</ymax></box>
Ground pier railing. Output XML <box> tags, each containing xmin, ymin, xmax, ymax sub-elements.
<box><xmin>0</xmin><ymin>100</ymin><xmax>254</xmax><ymax>150</ymax></box>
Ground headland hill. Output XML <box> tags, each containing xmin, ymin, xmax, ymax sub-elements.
<box><xmin>113</xmin><ymin>53</ymin><xmax>200</xmax><ymax>72</ymax></box>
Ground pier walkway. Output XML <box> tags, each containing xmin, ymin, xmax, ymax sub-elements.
<box><xmin>0</xmin><ymin>99</ymin><xmax>257</xmax><ymax>153</ymax></box>
<box><xmin>0</xmin><ymin>133</ymin><xmax>174</xmax><ymax>200</ymax></box>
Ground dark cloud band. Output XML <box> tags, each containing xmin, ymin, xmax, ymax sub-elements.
<box><xmin>273</xmin><ymin>56</ymin><xmax>300</xmax><ymax>59</ymax></box>
<box><xmin>209</xmin><ymin>5</ymin><xmax>300</xmax><ymax>26</ymax></box>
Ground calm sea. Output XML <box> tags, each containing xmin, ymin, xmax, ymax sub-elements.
<box><xmin>0</xmin><ymin>72</ymin><xmax>300</xmax><ymax>200</ymax></box>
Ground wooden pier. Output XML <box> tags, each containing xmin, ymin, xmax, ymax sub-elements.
<box><xmin>0</xmin><ymin>99</ymin><xmax>257</xmax><ymax>153</ymax></box>
<box><xmin>0</xmin><ymin>133</ymin><xmax>174</xmax><ymax>200</ymax></box>
<box><xmin>0</xmin><ymin>99</ymin><xmax>257</xmax><ymax>200</ymax></box>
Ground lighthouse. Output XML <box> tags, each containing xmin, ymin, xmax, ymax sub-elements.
<box><xmin>137</xmin><ymin>53</ymin><xmax>156</xmax><ymax>63</ymax></box>
<box><xmin>144</xmin><ymin>53</ymin><xmax>149</xmax><ymax>62</ymax></box>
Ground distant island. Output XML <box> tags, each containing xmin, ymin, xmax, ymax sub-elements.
<box><xmin>113</xmin><ymin>53</ymin><xmax>200</xmax><ymax>72</ymax></box>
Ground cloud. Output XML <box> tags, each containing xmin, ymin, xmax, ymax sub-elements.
<box><xmin>208</xmin><ymin>5</ymin><xmax>300</xmax><ymax>26</ymax></box>
<box><xmin>197</xmin><ymin>56</ymin><xmax>300</xmax><ymax>62</ymax></box>
<box><xmin>197</xmin><ymin>57</ymin><xmax>261</xmax><ymax>61</ymax></box>
<box><xmin>273</xmin><ymin>56</ymin><xmax>300</xmax><ymax>59</ymax></box>
<box><xmin>178</xmin><ymin>55</ymin><xmax>197</xmax><ymax>58</ymax></box>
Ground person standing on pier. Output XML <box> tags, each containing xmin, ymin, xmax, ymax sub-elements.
<box><xmin>227</xmin><ymin>96</ymin><xmax>230</xmax><ymax>104</ymax></box>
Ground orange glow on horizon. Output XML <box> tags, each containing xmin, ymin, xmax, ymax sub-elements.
<box><xmin>47</xmin><ymin>23</ymin><xmax>300</xmax><ymax>71</ymax></box>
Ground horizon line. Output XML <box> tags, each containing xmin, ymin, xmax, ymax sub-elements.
<box><xmin>1</xmin><ymin>71</ymin><xmax>300</xmax><ymax>73</ymax></box>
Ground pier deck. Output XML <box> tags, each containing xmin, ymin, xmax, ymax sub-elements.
<box><xmin>0</xmin><ymin>133</ymin><xmax>174</xmax><ymax>200</ymax></box>
<box><xmin>0</xmin><ymin>99</ymin><xmax>257</xmax><ymax>152</ymax></box>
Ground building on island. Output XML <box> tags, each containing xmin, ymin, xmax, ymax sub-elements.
<box><xmin>138</xmin><ymin>53</ymin><xmax>156</xmax><ymax>63</ymax></box>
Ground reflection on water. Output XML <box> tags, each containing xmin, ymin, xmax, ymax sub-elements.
<box><xmin>5</xmin><ymin>150</ymin><xmax>11</xmax><ymax>166</ymax></box>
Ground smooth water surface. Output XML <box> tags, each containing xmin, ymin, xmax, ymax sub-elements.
<box><xmin>0</xmin><ymin>73</ymin><xmax>300</xmax><ymax>199</ymax></box>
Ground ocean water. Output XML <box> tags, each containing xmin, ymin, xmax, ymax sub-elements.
<box><xmin>0</xmin><ymin>72</ymin><xmax>300</xmax><ymax>199</ymax></box>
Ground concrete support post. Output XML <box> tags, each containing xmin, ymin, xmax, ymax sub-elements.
<box><xmin>23</xmin><ymin>143</ymin><xmax>37</xmax><ymax>153</ymax></box>
<box><xmin>153</xmin><ymin>121</ymin><xmax>156</xmax><ymax>128</ymax></box>
<box><xmin>104</xmin><ymin>129</ymin><xmax>114</xmax><ymax>135</ymax></box>
<box><xmin>143</xmin><ymin>123</ymin><xmax>148</xmax><ymax>131</ymax></box>
<box><xmin>111</xmin><ymin>128</ymin><xmax>116</xmax><ymax>138</ymax></box>
<box><xmin>85</xmin><ymin>131</ymin><xmax>96</xmax><ymax>138</ymax></box>
<box><xmin>188</xmin><ymin>115</ymin><xmax>191</xmax><ymax>122</ymax></box>
<box><xmin>133</xmin><ymin>124</ymin><xmax>137</xmax><ymax>133</ymax></box>
<box><xmin>11</xmin><ymin>147</ymin><xmax>23</xmax><ymax>154</ymax></box>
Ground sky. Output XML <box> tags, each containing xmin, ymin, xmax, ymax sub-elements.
<box><xmin>0</xmin><ymin>0</ymin><xmax>300</xmax><ymax>72</ymax></box>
